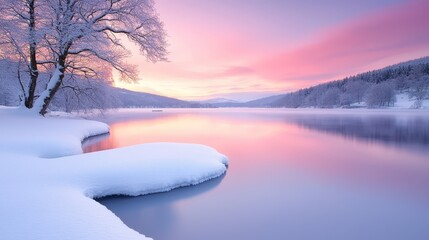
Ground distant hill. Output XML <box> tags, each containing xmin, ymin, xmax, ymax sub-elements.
<box><xmin>197</xmin><ymin>98</ymin><xmax>241</xmax><ymax>104</ymax></box>
<box><xmin>243</xmin><ymin>94</ymin><xmax>286</xmax><ymax>107</ymax></box>
<box><xmin>112</xmin><ymin>87</ymin><xmax>198</xmax><ymax>108</ymax></box>
<box><xmin>244</xmin><ymin>56</ymin><xmax>429</xmax><ymax>108</ymax></box>
<box><xmin>189</xmin><ymin>98</ymin><xmax>243</xmax><ymax>108</ymax></box>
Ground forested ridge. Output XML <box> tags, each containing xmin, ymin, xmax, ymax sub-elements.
<box><xmin>270</xmin><ymin>57</ymin><xmax>429</xmax><ymax>108</ymax></box>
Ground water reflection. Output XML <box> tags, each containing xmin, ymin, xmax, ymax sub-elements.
<box><xmin>98</xmin><ymin>174</ymin><xmax>225</xmax><ymax>239</ymax></box>
<box><xmin>285</xmin><ymin>114</ymin><xmax>429</xmax><ymax>152</ymax></box>
<box><xmin>85</xmin><ymin>109</ymin><xmax>429</xmax><ymax>240</ymax></box>
<box><xmin>84</xmin><ymin>109</ymin><xmax>429</xmax><ymax>153</ymax></box>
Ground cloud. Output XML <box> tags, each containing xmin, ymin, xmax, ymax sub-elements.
<box><xmin>253</xmin><ymin>0</ymin><xmax>429</xmax><ymax>83</ymax></box>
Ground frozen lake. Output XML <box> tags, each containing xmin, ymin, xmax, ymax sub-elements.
<box><xmin>84</xmin><ymin>109</ymin><xmax>429</xmax><ymax>240</ymax></box>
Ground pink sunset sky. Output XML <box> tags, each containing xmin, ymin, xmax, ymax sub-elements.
<box><xmin>116</xmin><ymin>0</ymin><xmax>429</xmax><ymax>101</ymax></box>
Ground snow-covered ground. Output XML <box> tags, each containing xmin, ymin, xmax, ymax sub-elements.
<box><xmin>350</xmin><ymin>93</ymin><xmax>429</xmax><ymax>109</ymax></box>
<box><xmin>394</xmin><ymin>93</ymin><xmax>429</xmax><ymax>109</ymax></box>
<box><xmin>0</xmin><ymin>106</ymin><xmax>228</xmax><ymax>240</ymax></box>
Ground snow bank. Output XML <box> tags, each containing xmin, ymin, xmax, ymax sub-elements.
<box><xmin>0</xmin><ymin>107</ymin><xmax>228</xmax><ymax>240</ymax></box>
<box><xmin>394</xmin><ymin>93</ymin><xmax>429</xmax><ymax>109</ymax></box>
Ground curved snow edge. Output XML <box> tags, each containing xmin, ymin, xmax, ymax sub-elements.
<box><xmin>58</xmin><ymin>142</ymin><xmax>229</xmax><ymax>199</ymax></box>
<box><xmin>91</xmin><ymin>168</ymin><xmax>228</xmax><ymax>200</ymax></box>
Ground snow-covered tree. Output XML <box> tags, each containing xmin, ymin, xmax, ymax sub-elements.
<box><xmin>408</xmin><ymin>75</ymin><xmax>429</xmax><ymax>108</ymax></box>
<box><xmin>50</xmin><ymin>75</ymin><xmax>119</xmax><ymax>112</ymax></box>
<box><xmin>0</xmin><ymin>0</ymin><xmax>42</xmax><ymax>108</ymax></box>
<box><xmin>365</xmin><ymin>82</ymin><xmax>396</xmax><ymax>107</ymax></box>
<box><xmin>343</xmin><ymin>80</ymin><xmax>369</xmax><ymax>103</ymax></box>
<box><xmin>33</xmin><ymin>0</ymin><xmax>167</xmax><ymax>114</ymax></box>
<box><xmin>0</xmin><ymin>0</ymin><xmax>167</xmax><ymax>115</ymax></box>
<box><xmin>319</xmin><ymin>87</ymin><xmax>341</xmax><ymax>108</ymax></box>
<box><xmin>303</xmin><ymin>87</ymin><xmax>323</xmax><ymax>107</ymax></box>
<box><xmin>0</xmin><ymin>59</ymin><xmax>23</xmax><ymax>105</ymax></box>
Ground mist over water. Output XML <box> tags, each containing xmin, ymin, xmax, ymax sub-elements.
<box><xmin>85</xmin><ymin>109</ymin><xmax>429</xmax><ymax>240</ymax></box>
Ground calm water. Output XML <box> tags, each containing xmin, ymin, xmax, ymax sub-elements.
<box><xmin>84</xmin><ymin>109</ymin><xmax>429</xmax><ymax>240</ymax></box>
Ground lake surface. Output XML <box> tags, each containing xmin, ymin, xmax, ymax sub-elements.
<box><xmin>83</xmin><ymin>109</ymin><xmax>429</xmax><ymax>240</ymax></box>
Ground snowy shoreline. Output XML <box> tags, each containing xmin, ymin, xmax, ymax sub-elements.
<box><xmin>0</xmin><ymin>106</ymin><xmax>228</xmax><ymax>240</ymax></box>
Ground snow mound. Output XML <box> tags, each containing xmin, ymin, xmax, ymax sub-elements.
<box><xmin>0</xmin><ymin>106</ymin><xmax>228</xmax><ymax>240</ymax></box>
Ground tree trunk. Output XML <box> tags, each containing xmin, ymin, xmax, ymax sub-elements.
<box><xmin>33</xmin><ymin>56</ymin><xmax>66</xmax><ymax>115</ymax></box>
<box><xmin>25</xmin><ymin>65</ymin><xmax>38</xmax><ymax>108</ymax></box>
<box><xmin>25</xmin><ymin>0</ymin><xmax>39</xmax><ymax>108</ymax></box>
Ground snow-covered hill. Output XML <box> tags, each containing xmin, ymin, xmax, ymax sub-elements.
<box><xmin>246</xmin><ymin>56</ymin><xmax>429</xmax><ymax>109</ymax></box>
<box><xmin>113</xmin><ymin>87</ymin><xmax>194</xmax><ymax>108</ymax></box>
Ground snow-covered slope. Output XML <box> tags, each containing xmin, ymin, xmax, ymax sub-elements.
<box><xmin>0</xmin><ymin>106</ymin><xmax>228</xmax><ymax>240</ymax></box>
<box><xmin>247</xmin><ymin>56</ymin><xmax>429</xmax><ymax>108</ymax></box>
<box><xmin>244</xmin><ymin>94</ymin><xmax>287</xmax><ymax>107</ymax></box>
<box><xmin>113</xmin><ymin>87</ymin><xmax>193</xmax><ymax>108</ymax></box>
<box><xmin>393</xmin><ymin>93</ymin><xmax>429</xmax><ymax>109</ymax></box>
<box><xmin>349</xmin><ymin>93</ymin><xmax>429</xmax><ymax>109</ymax></box>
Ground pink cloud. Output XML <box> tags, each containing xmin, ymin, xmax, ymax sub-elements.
<box><xmin>254</xmin><ymin>0</ymin><xmax>429</xmax><ymax>85</ymax></box>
